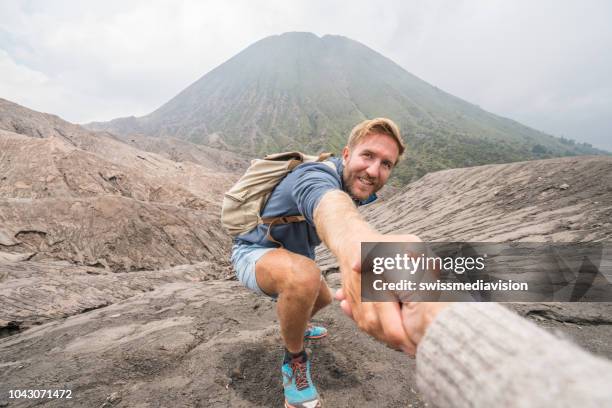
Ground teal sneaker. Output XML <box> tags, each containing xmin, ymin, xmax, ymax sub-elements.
<box><xmin>304</xmin><ymin>324</ymin><xmax>328</xmax><ymax>340</ymax></box>
<box><xmin>282</xmin><ymin>350</ymin><xmax>321</xmax><ymax>408</ymax></box>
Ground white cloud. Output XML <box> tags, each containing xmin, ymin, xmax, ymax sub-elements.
<box><xmin>0</xmin><ymin>49</ymin><xmax>48</xmax><ymax>86</ymax></box>
<box><xmin>0</xmin><ymin>49</ymin><xmax>67</xmax><ymax>114</ymax></box>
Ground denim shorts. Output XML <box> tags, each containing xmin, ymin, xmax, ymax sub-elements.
<box><xmin>230</xmin><ymin>242</ymin><xmax>277</xmax><ymax>298</ymax></box>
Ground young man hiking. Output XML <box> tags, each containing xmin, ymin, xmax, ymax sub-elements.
<box><xmin>230</xmin><ymin>118</ymin><xmax>418</xmax><ymax>408</ymax></box>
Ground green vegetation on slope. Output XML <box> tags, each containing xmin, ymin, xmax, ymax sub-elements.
<box><xmin>88</xmin><ymin>32</ymin><xmax>609</xmax><ymax>184</ymax></box>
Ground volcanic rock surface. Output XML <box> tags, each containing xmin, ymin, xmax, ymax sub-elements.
<box><xmin>0</xmin><ymin>99</ymin><xmax>240</xmax><ymax>271</ymax></box>
<box><xmin>109</xmin><ymin>132</ymin><xmax>250</xmax><ymax>173</ymax></box>
<box><xmin>1</xmin><ymin>99</ymin><xmax>611</xmax><ymax>407</ymax></box>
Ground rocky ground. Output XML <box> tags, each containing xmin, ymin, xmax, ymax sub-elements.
<box><xmin>1</xmin><ymin>99</ymin><xmax>611</xmax><ymax>407</ymax></box>
<box><xmin>0</xmin><ymin>276</ymin><xmax>426</xmax><ymax>408</ymax></box>
<box><xmin>0</xmin><ymin>99</ymin><xmax>242</xmax><ymax>271</ymax></box>
<box><xmin>1</xmin><ymin>269</ymin><xmax>611</xmax><ymax>408</ymax></box>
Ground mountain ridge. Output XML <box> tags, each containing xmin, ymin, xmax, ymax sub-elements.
<box><xmin>87</xmin><ymin>32</ymin><xmax>607</xmax><ymax>182</ymax></box>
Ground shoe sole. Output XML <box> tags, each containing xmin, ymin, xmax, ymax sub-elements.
<box><xmin>304</xmin><ymin>332</ymin><xmax>328</xmax><ymax>340</ymax></box>
<box><xmin>285</xmin><ymin>400</ymin><xmax>321</xmax><ymax>408</ymax></box>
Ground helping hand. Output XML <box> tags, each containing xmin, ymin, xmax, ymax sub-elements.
<box><xmin>336</xmin><ymin>233</ymin><xmax>423</xmax><ymax>351</ymax></box>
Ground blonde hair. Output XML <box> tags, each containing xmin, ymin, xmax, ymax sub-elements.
<box><xmin>347</xmin><ymin>118</ymin><xmax>405</xmax><ymax>163</ymax></box>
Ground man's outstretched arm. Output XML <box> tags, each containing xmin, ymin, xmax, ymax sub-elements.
<box><xmin>313</xmin><ymin>189</ymin><xmax>419</xmax><ymax>350</ymax></box>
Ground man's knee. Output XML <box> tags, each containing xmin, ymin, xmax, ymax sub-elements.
<box><xmin>283</xmin><ymin>257</ymin><xmax>321</xmax><ymax>297</ymax></box>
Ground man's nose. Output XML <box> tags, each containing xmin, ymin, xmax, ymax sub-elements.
<box><xmin>365</xmin><ymin>160</ymin><xmax>381</xmax><ymax>178</ymax></box>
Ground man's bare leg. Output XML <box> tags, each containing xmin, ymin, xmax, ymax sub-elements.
<box><xmin>311</xmin><ymin>279</ymin><xmax>333</xmax><ymax>318</ymax></box>
<box><xmin>255</xmin><ymin>249</ymin><xmax>331</xmax><ymax>353</ymax></box>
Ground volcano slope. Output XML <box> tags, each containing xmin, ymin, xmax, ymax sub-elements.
<box><xmin>0</xmin><ymin>98</ymin><xmax>245</xmax><ymax>273</ymax></box>
<box><xmin>0</xmin><ymin>98</ymin><xmax>245</xmax><ymax>332</ymax></box>
<box><xmin>1</xmin><ymin>106</ymin><xmax>612</xmax><ymax>408</ymax></box>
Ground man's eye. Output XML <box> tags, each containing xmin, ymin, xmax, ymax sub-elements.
<box><xmin>363</xmin><ymin>152</ymin><xmax>372</xmax><ymax>158</ymax></box>
<box><xmin>383</xmin><ymin>162</ymin><xmax>392</xmax><ymax>169</ymax></box>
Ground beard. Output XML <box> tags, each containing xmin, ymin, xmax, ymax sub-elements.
<box><xmin>343</xmin><ymin>171</ymin><xmax>383</xmax><ymax>201</ymax></box>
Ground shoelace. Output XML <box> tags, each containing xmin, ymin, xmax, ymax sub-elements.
<box><xmin>291</xmin><ymin>357</ymin><xmax>309</xmax><ymax>391</ymax></box>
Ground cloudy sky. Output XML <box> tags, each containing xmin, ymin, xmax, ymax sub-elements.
<box><xmin>1</xmin><ymin>0</ymin><xmax>610</xmax><ymax>150</ymax></box>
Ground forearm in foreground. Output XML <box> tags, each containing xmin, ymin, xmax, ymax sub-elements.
<box><xmin>416</xmin><ymin>303</ymin><xmax>612</xmax><ymax>408</ymax></box>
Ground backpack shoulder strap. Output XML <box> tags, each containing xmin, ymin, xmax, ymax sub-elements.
<box><xmin>259</xmin><ymin>153</ymin><xmax>336</xmax><ymax>246</ymax></box>
<box><xmin>260</xmin><ymin>215</ymin><xmax>306</xmax><ymax>246</ymax></box>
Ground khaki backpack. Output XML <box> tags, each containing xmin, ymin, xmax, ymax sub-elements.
<box><xmin>221</xmin><ymin>151</ymin><xmax>335</xmax><ymax>241</ymax></box>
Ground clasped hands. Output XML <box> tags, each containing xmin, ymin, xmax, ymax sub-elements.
<box><xmin>335</xmin><ymin>233</ymin><xmax>450</xmax><ymax>355</ymax></box>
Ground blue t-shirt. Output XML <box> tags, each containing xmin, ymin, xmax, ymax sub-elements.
<box><xmin>235</xmin><ymin>156</ymin><xmax>377</xmax><ymax>259</ymax></box>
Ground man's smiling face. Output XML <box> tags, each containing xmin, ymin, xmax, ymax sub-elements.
<box><xmin>342</xmin><ymin>132</ymin><xmax>400</xmax><ymax>201</ymax></box>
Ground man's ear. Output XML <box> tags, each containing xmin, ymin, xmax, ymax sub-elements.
<box><xmin>342</xmin><ymin>146</ymin><xmax>350</xmax><ymax>165</ymax></box>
